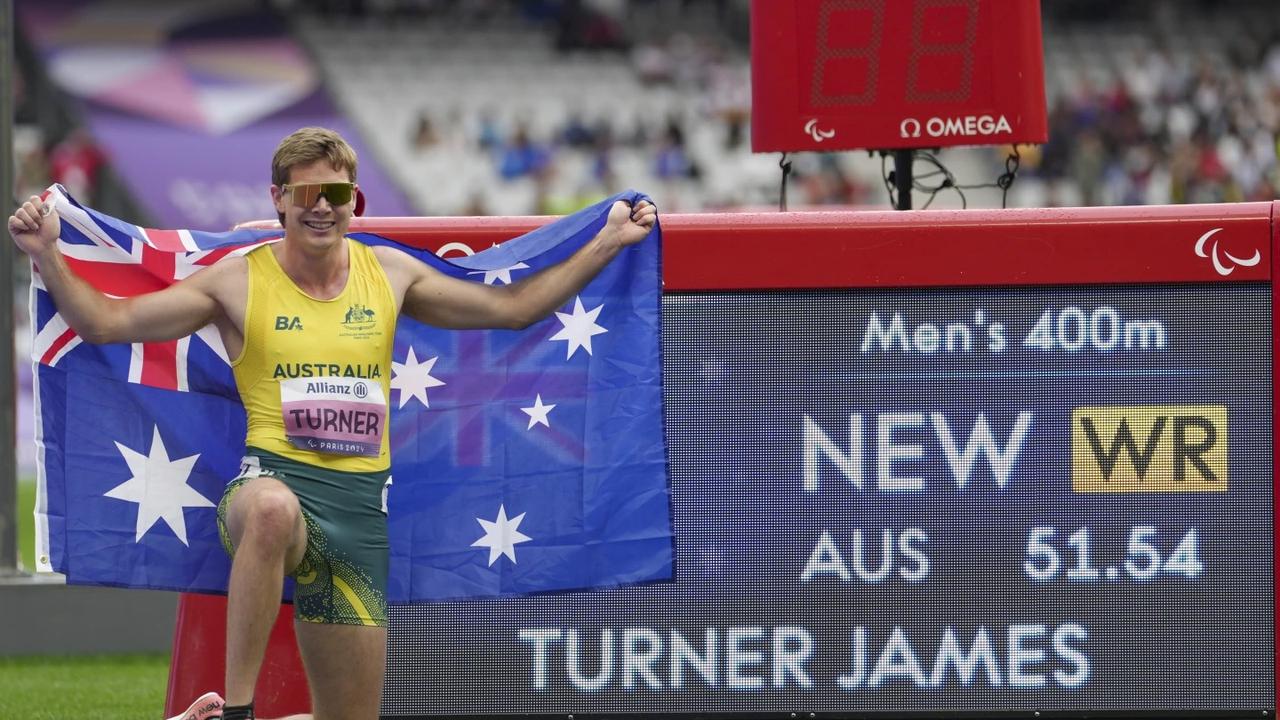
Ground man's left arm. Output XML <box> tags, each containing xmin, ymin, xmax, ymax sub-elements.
<box><xmin>378</xmin><ymin>199</ymin><xmax>657</xmax><ymax>330</ymax></box>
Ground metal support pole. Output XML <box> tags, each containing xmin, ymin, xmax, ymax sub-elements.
<box><xmin>0</xmin><ymin>0</ymin><xmax>21</xmax><ymax>576</ymax></box>
<box><xmin>893</xmin><ymin>149</ymin><xmax>913</xmax><ymax>211</ymax></box>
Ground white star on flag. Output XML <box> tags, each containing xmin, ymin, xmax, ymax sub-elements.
<box><xmin>104</xmin><ymin>426</ymin><xmax>209</xmax><ymax>546</ymax></box>
<box><xmin>549</xmin><ymin>295</ymin><xmax>607</xmax><ymax>359</ymax></box>
<box><xmin>391</xmin><ymin>346</ymin><xmax>445</xmax><ymax>409</ymax></box>
<box><xmin>521</xmin><ymin>394</ymin><xmax>556</xmax><ymax>429</ymax></box>
<box><xmin>468</xmin><ymin>248</ymin><xmax>530</xmax><ymax>285</ymax></box>
<box><xmin>472</xmin><ymin>504</ymin><xmax>533</xmax><ymax>566</ymax></box>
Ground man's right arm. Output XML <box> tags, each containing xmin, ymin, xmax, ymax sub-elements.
<box><xmin>9</xmin><ymin>195</ymin><xmax>226</xmax><ymax>344</ymax></box>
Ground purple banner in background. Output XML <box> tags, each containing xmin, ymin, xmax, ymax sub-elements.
<box><xmin>87</xmin><ymin>97</ymin><xmax>413</xmax><ymax>228</ymax></box>
<box><xmin>20</xmin><ymin>0</ymin><xmax>414</xmax><ymax>229</ymax></box>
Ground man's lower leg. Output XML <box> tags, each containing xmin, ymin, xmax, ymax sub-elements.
<box><xmin>224</xmin><ymin>535</ymin><xmax>289</xmax><ymax>706</ymax></box>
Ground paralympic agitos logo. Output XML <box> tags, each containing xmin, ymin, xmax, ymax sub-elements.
<box><xmin>1195</xmin><ymin>227</ymin><xmax>1261</xmax><ymax>276</ymax></box>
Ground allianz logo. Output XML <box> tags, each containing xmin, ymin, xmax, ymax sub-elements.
<box><xmin>900</xmin><ymin>114</ymin><xmax>1012</xmax><ymax>139</ymax></box>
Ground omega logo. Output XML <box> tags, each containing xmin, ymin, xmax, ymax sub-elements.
<box><xmin>900</xmin><ymin>115</ymin><xmax>1012</xmax><ymax>139</ymax></box>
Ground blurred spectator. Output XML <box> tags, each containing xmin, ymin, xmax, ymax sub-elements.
<box><xmin>559</xmin><ymin>111</ymin><xmax>596</xmax><ymax>149</ymax></box>
<box><xmin>794</xmin><ymin>154</ymin><xmax>861</xmax><ymax>206</ymax></box>
<box><xmin>13</xmin><ymin>126</ymin><xmax>50</xmax><ymax>201</ymax></box>
<box><xmin>476</xmin><ymin>108</ymin><xmax>503</xmax><ymax>151</ymax></box>
<box><xmin>14</xmin><ymin>56</ymin><xmax>36</xmax><ymax>125</ymax></box>
<box><xmin>49</xmin><ymin>129</ymin><xmax>106</xmax><ymax>205</ymax></box>
<box><xmin>654</xmin><ymin>119</ymin><xmax>696</xmax><ymax>180</ymax></box>
<box><xmin>1069</xmin><ymin>130</ymin><xmax>1106</xmax><ymax>206</ymax></box>
<box><xmin>589</xmin><ymin>119</ymin><xmax>617</xmax><ymax>186</ymax></box>
<box><xmin>499</xmin><ymin>122</ymin><xmax>553</xmax><ymax>180</ymax></box>
<box><xmin>1034</xmin><ymin>27</ymin><xmax>1279</xmax><ymax>206</ymax></box>
<box><xmin>631</xmin><ymin>41</ymin><xmax>675</xmax><ymax>84</ymax></box>
<box><xmin>555</xmin><ymin>0</ymin><xmax>627</xmax><ymax>52</ymax></box>
<box><xmin>411</xmin><ymin>112</ymin><xmax>439</xmax><ymax>152</ymax></box>
<box><xmin>461</xmin><ymin>191</ymin><xmax>490</xmax><ymax>216</ymax></box>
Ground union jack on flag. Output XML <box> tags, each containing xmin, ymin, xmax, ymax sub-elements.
<box><xmin>32</xmin><ymin>184</ymin><xmax>673</xmax><ymax>601</ymax></box>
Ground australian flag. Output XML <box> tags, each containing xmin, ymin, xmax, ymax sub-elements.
<box><xmin>31</xmin><ymin>184</ymin><xmax>672</xmax><ymax>602</ymax></box>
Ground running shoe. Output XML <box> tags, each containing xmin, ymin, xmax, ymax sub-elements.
<box><xmin>166</xmin><ymin>691</ymin><xmax>224</xmax><ymax>720</ymax></box>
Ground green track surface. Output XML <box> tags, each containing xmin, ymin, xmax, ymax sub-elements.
<box><xmin>7</xmin><ymin>483</ymin><xmax>173</xmax><ymax>718</ymax></box>
<box><xmin>0</xmin><ymin>653</ymin><xmax>169</xmax><ymax>719</ymax></box>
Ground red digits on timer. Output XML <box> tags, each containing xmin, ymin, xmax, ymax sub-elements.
<box><xmin>810</xmin><ymin>0</ymin><xmax>981</xmax><ymax>108</ymax></box>
<box><xmin>811</xmin><ymin>0</ymin><xmax>884</xmax><ymax>106</ymax></box>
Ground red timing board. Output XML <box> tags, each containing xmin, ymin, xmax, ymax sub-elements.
<box><xmin>750</xmin><ymin>0</ymin><xmax>1049</xmax><ymax>152</ymax></box>
<box><xmin>334</xmin><ymin>202</ymin><xmax>1276</xmax><ymax>289</ymax></box>
<box><xmin>240</xmin><ymin>202</ymin><xmax>1276</xmax><ymax>290</ymax></box>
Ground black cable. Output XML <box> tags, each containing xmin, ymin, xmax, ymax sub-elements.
<box><xmin>778</xmin><ymin>153</ymin><xmax>792</xmax><ymax>211</ymax></box>
<box><xmin>913</xmin><ymin>151</ymin><xmax>959</xmax><ymax>209</ymax></box>
<box><xmin>886</xmin><ymin>146</ymin><xmax>1023</xmax><ymax>210</ymax></box>
<box><xmin>880</xmin><ymin>152</ymin><xmax>897</xmax><ymax>208</ymax></box>
<box><xmin>913</xmin><ymin>169</ymin><xmax>948</xmax><ymax>180</ymax></box>
<box><xmin>995</xmin><ymin>145</ymin><xmax>1022</xmax><ymax>208</ymax></box>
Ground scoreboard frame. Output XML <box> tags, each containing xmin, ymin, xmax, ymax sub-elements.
<box><xmin>167</xmin><ymin>200</ymin><xmax>1280</xmax><ymax>718</ymax></box>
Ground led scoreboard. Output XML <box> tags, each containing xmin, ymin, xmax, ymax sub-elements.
<box><xmin>750</xmin><ymin>0</ymin><xmax>1049</xmax><ymax>152</ymax></box>
<box><xmin>359</xmin><ymin>203</ymin><xmax>1276</xmax><ymax>718</ymax></box>
<box><xmin>167</xmin><ymin>203</ymin><xmax>1277</xmax><ymax>718</ymax></box>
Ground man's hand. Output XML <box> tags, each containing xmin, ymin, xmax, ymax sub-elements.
<box><xmin>604</xmin><ymin>199</ymin><xmax>658</xmax><ymax>248</ymax></box>
<box><xmin>7</xmin><ymin>195</ymin><xmax>61</xmax><ymax>259</ymax></box>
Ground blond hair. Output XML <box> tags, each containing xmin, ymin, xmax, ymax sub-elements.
<box><xmin>271</xmin><ymin>127</ymin><xmax>358</xmax><ymax>186</ymax></box>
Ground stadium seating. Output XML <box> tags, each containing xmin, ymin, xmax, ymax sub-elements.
<box><xmin>294</xmin><ymin>0</ymin><xmax>1278</xmax><ymax>214</ymax></box>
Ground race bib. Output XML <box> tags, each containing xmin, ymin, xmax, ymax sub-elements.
<box><xmin>280</xmin><ymin>376</ymin><xmax>387</xmax><ymax>456</ymax></box>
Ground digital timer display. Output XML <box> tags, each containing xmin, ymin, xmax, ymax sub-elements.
<box><xmin>751</xmin><ymin>0</ymin><xmax>1049</xmax><ymax>152</ymax></box>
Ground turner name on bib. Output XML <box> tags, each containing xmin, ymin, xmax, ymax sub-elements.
<box><xmin>280</xmin><ymin>376</ymin><xmax>387</xmax><ymax>456</ymax></box>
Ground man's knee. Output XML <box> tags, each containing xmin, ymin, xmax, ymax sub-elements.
<box><xmin>230</xmin><ymin>481</ymin><xmax>303</xmax><ymax>550</ymax></box>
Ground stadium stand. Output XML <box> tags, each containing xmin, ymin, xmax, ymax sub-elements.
<box><xmin>13</xmin><ymin>0</ymin><xmax>1277</xmax><ymax>217</ymax></box>
<box><xmin>287</xmin><ymin>0</ymin><xmax>1278</xmax><ymax>214</ymax></box>
<box><xmin>294</xmin><ymin>1</ymin><xmax>765</xmax><ymax>214</ymax></box>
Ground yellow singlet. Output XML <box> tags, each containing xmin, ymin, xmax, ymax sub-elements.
<box><xmin>232</xmin><ymin>239</ymin><xmax>397</xmax><ymax>472</ymax></box>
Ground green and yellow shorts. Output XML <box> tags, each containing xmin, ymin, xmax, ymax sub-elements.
<box><xmin>217</xmin><ymin>448</ymin><xmax>391</xmax><ymax>628</ymax></box>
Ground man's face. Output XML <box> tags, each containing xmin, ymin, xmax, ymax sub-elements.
<box><xmin>271</xmin><ymin>159</ymin><xmax>356</xmax><ymax>251</ymax></box>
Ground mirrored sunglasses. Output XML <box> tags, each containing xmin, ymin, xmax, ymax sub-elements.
<box><xmin>281</xmin><ymin>182</ymin><xmax>355</xmax><ymax>208</ymax></box>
